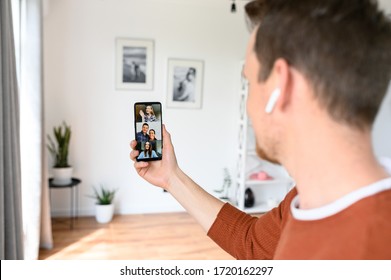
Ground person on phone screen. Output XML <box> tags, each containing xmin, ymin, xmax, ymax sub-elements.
<box><xmin>136</xmin><ymin>123</ymin><xmax>149</xmax><ymax>142</ymax></box>
<box><xmin>130</xmin><ymin>0</ymin><xmax>391</xmax><ymax>259</ymax></box>
<box><xmin>139</xmin><ymin>105</ymin><xmax>157</xmax><ymax>122</ymax></box>
<box><xmin>137</xmin><ymin>142</ymin><xmax>158</xmax><ymax>160</ymax></box>
<box><xmin>148</xmin><ymin>129</ymin><xmax>158</xmax><ymax>152</ymax></box>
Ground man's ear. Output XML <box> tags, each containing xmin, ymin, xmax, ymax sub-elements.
<box><xmin>270</xmin><ymin>58</ymin><xmax>291</xmax><ymax>112</ymax></box>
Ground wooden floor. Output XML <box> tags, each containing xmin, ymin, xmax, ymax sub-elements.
<box><xmin>39</xmin><ymin>212</ymin><xmax>235</xmax><ymax>260</ymax></box>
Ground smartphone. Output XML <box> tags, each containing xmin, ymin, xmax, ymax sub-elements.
<box><xmin>134</xmin><ymin>102</ymin><xmax>163</xmax><ymax>161</ymax></box>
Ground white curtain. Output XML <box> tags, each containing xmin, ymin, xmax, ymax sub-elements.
<box><xmin>0</xmin><ymin>0</ymin><xmax>24</xmax><ymax>260</ymax></box>
<box><xmin>16</xmin><ymin>0</ymin><xmax>53</xmax><ymax>259</ymax></box>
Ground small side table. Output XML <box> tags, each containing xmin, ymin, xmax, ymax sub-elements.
<box><xmin>49</xmin><ymin>177</ymin><xmax>81</xmax><ymax>229</ymax></box>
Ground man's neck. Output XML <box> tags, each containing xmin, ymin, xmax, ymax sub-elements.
<box><xmin>283</xmin><ymin>123</ymin><xmax>389</xmax><ymax>210</ymax></box>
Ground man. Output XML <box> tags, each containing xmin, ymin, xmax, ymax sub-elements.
<box><xmin>136</xmin><ymin>123</ymin><xmax>149</xmax><ymax>142</ymax></box>
<box><xmin>130</xmin><ymin>0</ymin><xmax>391</xmax><ymax>259</ymax></box>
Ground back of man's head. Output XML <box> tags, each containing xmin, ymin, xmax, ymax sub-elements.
<box><xmin>247</xmin><ymin>0</ymin><xmax>391</xmax><ymax>129</ymax></box>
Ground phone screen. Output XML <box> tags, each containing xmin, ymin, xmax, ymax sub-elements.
<box><xmin>134</xmin><ymin>102</ymin><xmax>163</xmax><ymax>161</ymax></box>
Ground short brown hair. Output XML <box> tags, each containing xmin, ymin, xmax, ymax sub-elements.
<box><xmin>246</xmin><ymin>0</ymin><xmax>391</xmax><ymax>129</ymax></box>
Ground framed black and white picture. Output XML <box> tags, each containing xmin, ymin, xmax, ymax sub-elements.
<box><xmin>116</xmin><ymin>38</ymin><xmax>154</xmax><ymax>90</ymax></box>
<box><xmin>166</xmin><ymin>59</ymin><xmax>204</xmax><ymax>109</ymax></box>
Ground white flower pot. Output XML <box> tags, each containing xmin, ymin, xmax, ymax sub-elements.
<box><xmin>95</xmin><ymin>204</ymin><xmax>114</xmax><ymax>224</ymax></box>
<box><xmin>52</xmin><ymin>167</ymin><xmax>73</xmax><ymax>185</ymax></box>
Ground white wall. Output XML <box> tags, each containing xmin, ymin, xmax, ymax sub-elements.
<box><xmin>44</xmin><ymin>0</ymin><xmax>249</xmax><ymax>216</ymax></box>
<box><xmin>379</xmin><ymin>0</ymin><xmax>391</xmax><ymax>14</ymax></box>
<box><xmin>44</xmin><ymin>0</ymin><xmax>391</xmax><ymax>217</ymax></box>
<box><xmin>372</xmin><ymin>0</ymin><xmax>391</xmax><ymax>160</ymax></box>
<box><xmin>373</xmin><ymin>83</ymin><xmax>391</xmax><ymax>158</ymax></box>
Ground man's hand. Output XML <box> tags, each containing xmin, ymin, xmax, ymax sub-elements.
<box><xmin>130</xmin><ymin>125</ymin><xmax>179</xmax><ymax>191</ymax></box>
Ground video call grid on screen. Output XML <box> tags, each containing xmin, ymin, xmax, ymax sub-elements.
<box><xmin>134</xmin><ymin>103</ymin><xmax>162</xmax><ymax>160</ymax></box>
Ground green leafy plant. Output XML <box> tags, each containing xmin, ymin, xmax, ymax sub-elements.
<box><xmin>47</xmin><ymin>121</ymin><xmax>71</xmax><ymax>168</ymax></box>
<box><xmin>214</xmin><ymin>168</ymin><xmax>232</xmax><ymax>196</ymax></box>
<box><xmin>89</xmin><ymin>185</ymin><xmax>117</xmax><ymax>205</ymax></box>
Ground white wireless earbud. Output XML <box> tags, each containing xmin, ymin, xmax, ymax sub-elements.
<box><xmin>265</xmin><ymin>88</ymin><xmax>281</xmax><ymax>113</ymax></box>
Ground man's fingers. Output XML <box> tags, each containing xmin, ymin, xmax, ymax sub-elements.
<box><xmin>130</xmin><ymin>139</ymin><xmax>137</xmax><ymax>149</ymax></box>
<box><xmin>130</xmin><ymin>148</ymin><xmax>140</xmax><ymax>161</ymax></box>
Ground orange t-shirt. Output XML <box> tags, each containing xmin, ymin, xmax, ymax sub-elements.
<box><xmin>208</xmin><ymin>179</ymin><xmax>391</xmax><ymax>259</ymax></box>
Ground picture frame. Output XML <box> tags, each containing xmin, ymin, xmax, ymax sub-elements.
<box><xmin>166</xmin><ymin>59</ymin><xmax>204</xmax><ymax>109</ymax></box>
<box><xmin>116</xmin><ymin>38</ymin><xmax>154</xmax><ymax>90</ymax></box>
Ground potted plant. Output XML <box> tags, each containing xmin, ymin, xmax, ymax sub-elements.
<box><xmin>214</xmin><ymin>168</ymin><xmax>232</xmax><ymax>200</ymax></box>
<box><xmin>89</xmin><ymin>185</ymin><xmax>117</xmax><ymax>224</ymax></box>
<box><xmin>47</xmin><ymin>121</ymin><xmax>72</xmax><ymax>185</ymax></box>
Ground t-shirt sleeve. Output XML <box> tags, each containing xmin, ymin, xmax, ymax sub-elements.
<box><xmin>207</xmin><ymin>187</ymin><xmax>297</xmax><ymax>259</ymax></box>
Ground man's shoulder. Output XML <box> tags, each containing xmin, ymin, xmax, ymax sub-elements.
<box><xmin>358</xmin><ymin>188</ymin><xmax>391</xmax><ymax>217</ymax></box>
<box><xmin>284</xmin><ymin>187</ymin><xmax>298</xmax><ymax>204</ymax></box>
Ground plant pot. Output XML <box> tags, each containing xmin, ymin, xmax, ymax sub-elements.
<box><xmin>52</xmin><ymin>167</ymin><xmax>73</xmax><ymax>185</ymax></box>
<box><xmin>95</xmin><ymin>204</ymin><xmax>114</xmax><ymax>224</ymax></box>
